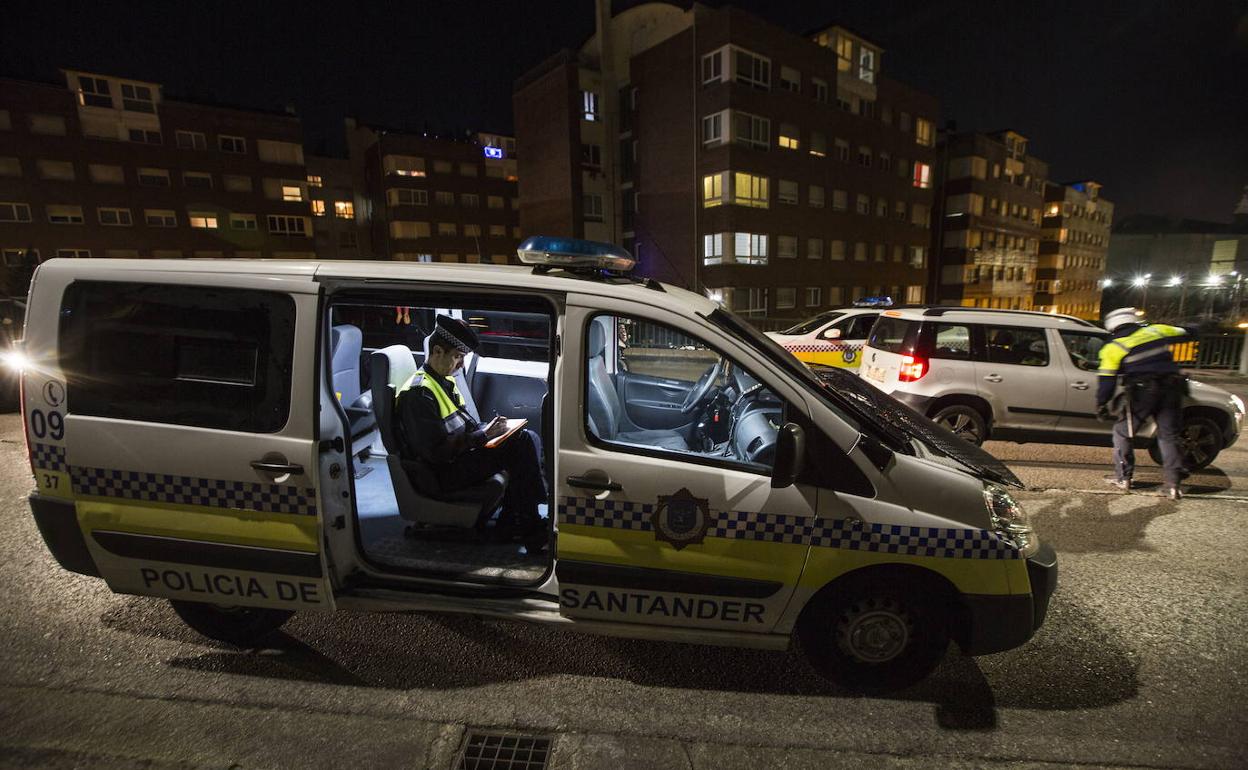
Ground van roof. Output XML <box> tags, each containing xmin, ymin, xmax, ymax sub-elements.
<box><xmin>881</xmin><ymin>306</ymin><xmax>1103</xmax><ymax>330</ymax></box>
<box><xmin>35</xmin><ymin>258</ymin><xmax>719</xmax><ymax>316</ymax></box>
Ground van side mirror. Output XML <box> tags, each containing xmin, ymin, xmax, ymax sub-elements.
<box><xmin>771</xmin><ymin>423</ymin><xmax>806</xmax><ymax>488</ymax></box>
<box><xmin>821</xmin><ymin>327</ymin><xmax>842</xmax><ymax>340</ymax></box>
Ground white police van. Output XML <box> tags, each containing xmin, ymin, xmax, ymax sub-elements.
<box><xmin>19</xmin><ymin>237</ymin><xmax>1055</xmax><ymax>691</ymax></box>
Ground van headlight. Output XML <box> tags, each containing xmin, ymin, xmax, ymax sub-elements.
<box><xmin>983</xmin><ymin>483</ymin><xmax>1038</xmax><ymax>558</ymax></box>
<box><xmin>1230</xmin><ymin>394</ymin><xmax>1244</xmax><ymax>415</ymax></box>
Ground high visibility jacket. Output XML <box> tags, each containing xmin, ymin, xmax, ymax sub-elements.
<box><xmin>396</xmin><ymin>368</ymin><xmax>484</xmax><ymax>464</ymax></box>
<box><xmin>1096</xmin><ymin>323</ymin><xmax>1192</xmax><ymax>405</ymax></box>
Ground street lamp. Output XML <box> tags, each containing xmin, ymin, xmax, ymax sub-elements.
<box><xmin>1133</xmin><ymin>274</ymin><xmax>1151</xmax><ymax>311</ymax></box>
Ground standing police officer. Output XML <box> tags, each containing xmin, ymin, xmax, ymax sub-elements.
<box><xmin>1096</xmin><ymin>307</ymin><xmax>1194</xmax><ymax>499</ymax></box>
<box><xmin>396</xmin><ymin>315</ymin><xmax>548</xmax><ymax>549</ymax></box>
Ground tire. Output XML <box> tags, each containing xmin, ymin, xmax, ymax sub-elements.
<box><xmin>797</xmin><ymin>575</ymin><xmax>950</xmax><ymax>692</ymax></box>
<box><xmin>169</xmin><ymin>600</ymin><xmax>293</xmax><ymax>647</ymax></box>
<box><xmin>1148</xmin><ymin>415</ymin><xmax>1222</xmax><ymax>471</ymax></box>
<box><xmin>931</xmin><ymin>404</ymin><xmax>988</xmax><ymax>445</ymax></box>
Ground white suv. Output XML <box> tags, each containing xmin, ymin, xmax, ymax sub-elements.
<box><xmin>857</xmin><ymin>307</ymin><xmax>1243</xmax><ymax>469</ymax></box>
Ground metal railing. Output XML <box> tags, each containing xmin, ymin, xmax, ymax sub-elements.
<box><xmin>1193</xmin><ymin>333</ymin><xmax>1245</xmax><ymax>369</ymax></box>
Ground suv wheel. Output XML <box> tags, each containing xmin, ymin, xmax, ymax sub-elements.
<box><xmin>1148</xmin><ymin>415</ymin><xmax>1222</xmax><ymax>471</ymax></box>
<box><xmin>931</xmin><ymin>404</ymin><xmax>988</xmax><ymax>445</ymax></box>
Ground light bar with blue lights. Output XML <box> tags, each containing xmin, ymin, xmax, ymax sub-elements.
<box><xmin>517</xmin><ymin>236</ymin><xmax>635</xmax><ymax>273</ymax></box>
<box><xmin>483</xmin><ymin>146</ymin><xmax>504</xmax><ymax>159</ymax></box>
<box><xmin>852</xmin><ymin>296</ymin><xmax>894</xmax><ymax>308</ymax></box>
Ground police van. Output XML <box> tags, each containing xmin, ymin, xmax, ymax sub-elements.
<box><xmin>19</xmin><ymin>237</ymin><xmax>1056</xmax><ymax>691</ymax></box>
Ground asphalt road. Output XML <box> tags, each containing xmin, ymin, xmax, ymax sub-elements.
<box><xmin>1</xmin><ymin>379</ymin><xmax>1246</xmax><ymax>769</ymax></box>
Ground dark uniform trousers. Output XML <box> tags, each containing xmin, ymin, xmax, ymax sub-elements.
<box><xmin>441</xmin><ymin>429</ymin><xmax>547</xmax><ymax>525</ymax></box>
<box><xmin>1113</xmin><ymin>375</ymin><xmax>1184</xmax><ymax>487</ymax></box>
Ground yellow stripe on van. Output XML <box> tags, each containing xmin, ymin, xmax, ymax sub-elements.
<box><xmin>799</xmin><ymin>547</ymin><xmax>1026</xmax><ymax>596</ymax></box>
<box><xmin>76</xmin><ymin>498</ymin><xmax>320</xmax><ymax>553</ymax></box>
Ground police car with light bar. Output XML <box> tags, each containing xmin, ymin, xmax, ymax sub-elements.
<box><xmin>16</xmin><ymin>236</ymin><xmax>1056</xmax><ymax>691</ymax></box>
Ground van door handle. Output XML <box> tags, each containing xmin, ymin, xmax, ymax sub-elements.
<box><xmin>983</xmin><ymin>373</ymin><xmax>1003</xmax><ymax>383</ymax></box>
<box><xmin>251</xmin><ymin>460</ymin><xmax>305</xmax><ymax>475</ymax></box>
<box><xmin>566</xmin><ymin>474</ymin><xmax>622</xmax><ymax>492</ymax></box>
<box><xmin>1070</xmin><ymin>381</ymin><xmax>1089</xmax><ymax>390</ymax></box>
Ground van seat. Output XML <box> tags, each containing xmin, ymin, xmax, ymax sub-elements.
<box><xmin>370</xmin><ymin>345</ymin><xmax>505</xmax><ymax>529</ymax></box>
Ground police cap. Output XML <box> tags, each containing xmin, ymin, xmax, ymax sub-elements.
<box><xmin>428</xmin><ymin>314</ymin><xmax>479</xmax><ymax>354</ymax></box>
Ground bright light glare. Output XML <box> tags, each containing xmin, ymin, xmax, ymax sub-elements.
<box><xmin>1132</xmin><ymin>276</ymin><xmax>1148</xmax><ymax>287</ymax></box>
<box><xmin>1207</xmin><ymin>274</ymin><xmax>1223</xmax><ymax>286</ymax></box>
<box><xmin>1168</xmin><ymin>276</ymin><xmax>1182</xmax><ymax>286</ymax></box>
<box><xmin>0</xmin><ymin>350</ymin><xmax>30</xmax><ymax>372</ymax></box>
<box><xmin>1100</xmin><ymin>279</ymin><xmax>1113</xmax><ymax>288</ymax></box>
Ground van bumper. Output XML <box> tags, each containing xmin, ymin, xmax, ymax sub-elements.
<box><xmin>957</xmin><ymin>542</ymin><xmax>1057</xmax><ymax>655</ymax></box>
<box><xmin>29</xmin><ymin>494</ymin><xmax>99</xmax><ymax>578</ymax></box>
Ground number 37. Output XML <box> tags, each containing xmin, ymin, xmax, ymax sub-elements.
<box><xmin>30</xmin><ymin>409</ymin><xmax>64</xmax><ymax>441</ymax></box>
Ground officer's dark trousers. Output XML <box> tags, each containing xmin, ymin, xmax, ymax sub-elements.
<box><xmin>441</xmin><ymin>429</ymin><xmax>547</xmax><ymax>523</ymax></box>
<box><xmin>1112</xmin><ymin>378</ymin><xmax>1183</xmax><ymax>487</ymax></box>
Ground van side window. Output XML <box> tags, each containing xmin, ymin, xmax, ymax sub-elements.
<box><xmin>585</xmin><ymin>314</ymin><xmax>782</xmax><ymax>472</ymax></box>
<box><xmin>58</xmin><ymin>281</ymin><xmax>296</xmax><ymax>432</ymax></box>
<box><xmin>985</xmin><ymin>325</ymin><xmax>1049</xmax><ymax>366</ymax></box>
<box><xmin>931</xmin><ymin>323</ymin><xmax>972</xmax><ymax>360</ymax></box>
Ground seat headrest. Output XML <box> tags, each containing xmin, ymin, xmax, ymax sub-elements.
<box><xmin>374</xmin><ymin>344</ymin><xmax>418</xmax><ymax>390</ymax></box>
<box><xmin>588</xmin><ymin>320</ymin><xmax>606</xmax><ymax>358</ymax></box>
<box><xmin>331</xmin><ymin>324</ymin><xmax>362</xmax><ymax>370</ymax></box>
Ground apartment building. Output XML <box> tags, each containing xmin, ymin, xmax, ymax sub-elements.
<box><xmin>0</xmin><ymin>70</ymin><xmax>314</xmax><ymax>298</ymax></box>
<box><xmin>514</xmin><ymin>3</ymin><xmax>939</xmax><ymax>318</ymax></box>
<box><xmin>345</xmin><ymin>119</ymin><xmax>521</xmax><ymax>264</ymax></box>
<box><xmin>307</xmin><ymin>155</ymin><xmax>368</xmax><ymax>259</ymax></box>
<box><xmin>1035</xmin><ymin>181</ymin><xmax>1113</xmax><ymax>319</ymax></box>
<box><xmin>931</xmin><ymin>130</ymin><xmax>1049</xmax><ymax>310</ymax></box>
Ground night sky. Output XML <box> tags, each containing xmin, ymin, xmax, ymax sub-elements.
<box><xmin>3</xmin><ymin>1</ymin><xmax>1245</xmax><ymax>223</ymax></box>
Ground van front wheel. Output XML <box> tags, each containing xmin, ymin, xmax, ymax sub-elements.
<box><xmin>169</xmin><ymin>600</ymin><xmax>293</xmax><ymax>647</ymax></box>
<box><xmin>797</xmin><ymin>577</ymin><xmax>949</xmax><ymax>692</ymax></box>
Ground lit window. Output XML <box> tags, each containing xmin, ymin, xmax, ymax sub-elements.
<box><xmin>310</xmin><ymin>200</ymin><xmax>326</xmax><ymax>217</ymax></box>
<box><xmin>732</xmin><ymin>233</ymin><xmax>768</xmax><ymax>264</ymax></box>
<box><xmin>830</xmin><ymin>241</ymin><xmax>846</xmax><ymax>260</ymax></box>
<box><xmin>733</xmin><ymin>172</ymin><xmax>769</xmax><ymax>208</ymax></box>
<box><xmin>307</xmin><ymin>175</ymin><xmax>323</xmax><ymax>187</ymax></box>
<box><xmin>702</xmin><ymin>172</ymin><xmax>726</xmax><ymax>208</ymax></box>
<box><xmin>702</xmin><ymin>233</ymin><xmax>724</xmax><ymax>265</ymax></box>
<box><xmin>383</xmin><ymin>155</ymin><xmax>426</xmax><ymax>177</ymax></box>
<box><xmin>1046</xmin><ymin>202</ymin><xmax>1060</xmax><ymax>217</ymax></box>
<box><xmin>858</xmin><ymin>48</ymin><xmax>876</xmax><ymax>84</ymax></box>
<box><xmin>188</xmin><ymin>211</ymin><xmax>219</xmax><ymax>229</ymax></box>
<box><xmin>836</xmin><ymin>36</ymin><xmax>853</xmax><ymax>72</ymax></box>
<box><xmin>282</xmin><ymin>185</ymin><xmax>302</xmax><ymax>202</ymax></box>
<box><xmin>912</xmin><ymin>162</ymin><xmax>932</xmax><ymax>189</ymax></box>
<box><xmin>809</xmin><ymin>131</ymin><xmax>826</xmax><ymax>157</ymax></box>
<box><xmin>582</xmin><ymin>90</ymin><xmax>599</xmax><ymax>121</ymax></box>
<box><xmin>464</xmin><ymin>224</ymin><xmax>481</xmax><ymax>237</ymax></box>
<box><xmin>778</xmin><ymin>123</ymin><xmax>799</xmax><ymax>150</ymax></box>
<box><xmin>333</xmin><ymin>201</ymin><xmax>354</xmax><ymax>220</ymax></box>
<box><xmin>389</xmin><ymin>221</ymin><xmax>430</xmax><ymax>239</ymax></box>
<box><xmin>915</xmin><ymin>118</ymin><xmax>934</xmax><ymax>147</ymax></box>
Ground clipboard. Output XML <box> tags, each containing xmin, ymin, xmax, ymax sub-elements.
<box><xmin>484</xmin><ymin>418</ymin><xmax>528</xmax><ymax>449</ymax></box>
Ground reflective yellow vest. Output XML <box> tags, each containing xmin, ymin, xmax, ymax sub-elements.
<box><xmin>1097</xmin><ymin>324</ymin><xmax>1189</xmax><ymax>377</ymax></box>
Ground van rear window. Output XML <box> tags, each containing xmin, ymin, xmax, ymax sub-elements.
<box><xmin>58</xmin><ymin>281</ymin><xmax>295</xmax><ymax>433</ymax></box>
<box><xmin>867</xmin><ymin>317</ymin><xmax>918</xmax><ymax>354</ymax></box>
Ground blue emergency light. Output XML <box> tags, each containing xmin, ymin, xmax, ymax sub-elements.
<box><xmin>853</xmin><ymin>296</ymin><xmax>894</xmax><ymax>308</ymax></box>
<box><xmin>483</xmin><ymin>146</ymin><xmax>504</xmax><ymax>159</ymax></box>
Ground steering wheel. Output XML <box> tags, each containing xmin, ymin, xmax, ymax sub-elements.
<box><xmin>680</xmin><ymin>359</ymin><xmax>724</xmax><ymax>414</ymax></box>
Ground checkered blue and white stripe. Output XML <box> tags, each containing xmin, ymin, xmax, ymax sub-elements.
<box><xmin>561</xmin><ymin>495</ymin><xmax>1020</xmax><ymax>559</ymax></box>
<box><xmin>70</xmin><ymin>465</ymin><xmax>318</xmax><ymax>517</ymax></box>
<box><xmin>32</xmin><ymin>443</ymin><xmax>67</xmax><ymax>473</ymax></box>
<box><xmin>561</xmin><ymin>495</ymin><xmax>654</xmax><ymax>531</ymax></box>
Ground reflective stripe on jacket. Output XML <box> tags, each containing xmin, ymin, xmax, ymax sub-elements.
<box><xmin>1096</xmin><ymin>323</ymin><xmax>1192</xmax><ymax>405</ymax></box>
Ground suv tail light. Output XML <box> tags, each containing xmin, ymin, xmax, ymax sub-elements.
<box><xmin>898</xmin><ymin>354</ymin><xmax>927</xmax><ymax>382</ymax></box>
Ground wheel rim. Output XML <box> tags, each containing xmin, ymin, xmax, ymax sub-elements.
<box><xmin>1181</xmin><ymin>423</ymin><xmax>1217</xmax><ymax>466</ymax></box>
<box><xmin>836</xmin><ymin>597</ymin><xmax>912</xmax><ymax>663</ymax></box>
<box><xmin>938</xmin><ymin>411</ymin><xmax>981</xmax><ymax>443</ymax></box>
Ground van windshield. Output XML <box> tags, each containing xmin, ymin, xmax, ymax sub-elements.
<box><xmin>779</xmin><ymin>311</ymin><xmax>844</xmax><ymax>336</ymax></box>
<box><xmin>707</xmin><ymin>307</ymin><xmax>1023</xmax><ymax>488</ymax></box>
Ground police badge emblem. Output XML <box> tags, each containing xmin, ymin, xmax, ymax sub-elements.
<box><xmin>653</xmin><ymin>487</ymin><xmax>711</xmax><ymax>550</ymax></box>
<box><xmin>842</xmin><ymin>349</ymin><xmax>857</xmax><ymax>364</ymax></box>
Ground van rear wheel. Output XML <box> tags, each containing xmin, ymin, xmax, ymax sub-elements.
<box><xmin>169</xmin><ymin>600</ymin><xmax>293</xmax><ymax>647</ymax></box>
<box><xmin>931</xmin><ymin>404</ymin><xmax>987</xmax><ymax>445</ymax></box>
<box><xmin>797</xmin><ymin>576</ymin><xmax>949</xmax><ymax>692</ymax></box>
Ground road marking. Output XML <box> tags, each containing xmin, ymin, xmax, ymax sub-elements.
<box><xmin>1027</xmin><ymin>488</ymin><xmax>1248</xmax><ymax>503</ymax></box>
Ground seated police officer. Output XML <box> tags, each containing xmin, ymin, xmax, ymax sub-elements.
<box><xmin>395</xmin><ymin>315</ymin><xmax>548</xmax><ymax>550</ymax></box>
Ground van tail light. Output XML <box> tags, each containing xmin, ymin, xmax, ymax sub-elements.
<box><xmin>898</xmin><ymin>354</ymin><xmax>927</xmax><ymax>382</ymax></box>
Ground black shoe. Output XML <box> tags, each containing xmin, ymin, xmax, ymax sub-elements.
<box><xmin>520</xmin><ymin>518</ymin><xmax>549</xmax><ymax>553</ymax></box>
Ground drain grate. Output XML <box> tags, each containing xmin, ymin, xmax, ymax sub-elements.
<box><xmin>456</xmin><ymin>730</ymin><xmax>551</xmax><ymax>770</ymax></box>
